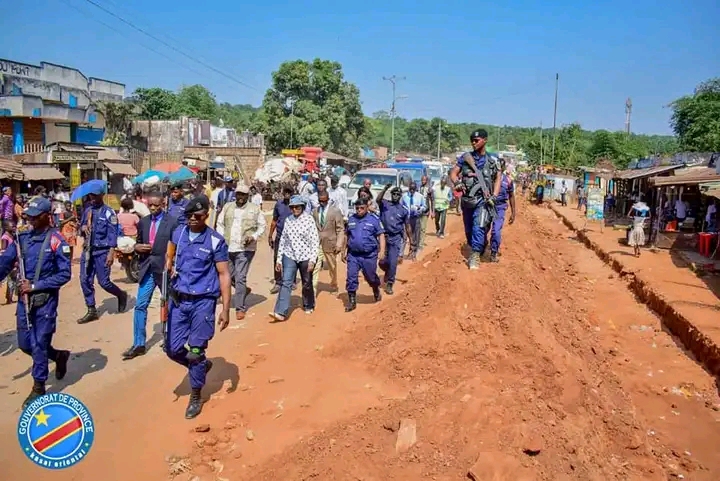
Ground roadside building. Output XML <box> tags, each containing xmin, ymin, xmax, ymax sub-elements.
<box><xmin>0</xmin><ymin>58</ymin><xmax>124</xmax><ymax>153</ymax></box>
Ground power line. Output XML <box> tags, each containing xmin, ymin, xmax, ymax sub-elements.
<box><xmin>59</xmin><ymin>0</ymin><xmax>210</xmax><ymax>82</ymax></box>
<box><xmin>79</xmin><ymin>0</ymin><xmax>258</xmax><ymax>91</ymax></box>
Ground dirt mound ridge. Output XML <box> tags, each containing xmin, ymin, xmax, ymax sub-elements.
<box><xmin>248</xmin><ymin>208</ymin><xmax>667</xmax><ymax>481</ymax></box>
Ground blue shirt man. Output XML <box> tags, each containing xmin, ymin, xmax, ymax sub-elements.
<box><xmin>77</xmin><ymin>183</ymin><xmax>128</xmax><ymax>324</ymax></box>
<box><xmin>487</xmin><ymin>171</ymin><xmax>516</xmax><ymax>262</ymax></box>
<box><xmin>378</xmin><ymin>185</ymin><xmax>411</xmax><ymax>294</ymax></box>
<box><xmin>166</xmin><ymin>195</ymin><xmax>231</xmax><ymax>419</ymax></box>
<box><xmin>401</xmin><ymin>182</ymin><xmax>427</xmax><ymax>260</ymax></box>
<box><xmin>343</xmin><ymin>197</ymin><xmax>385</xmax><ymax>312</ymax></box>
<box><xmin>0</xmin><ymin>196</ymin><xmax>72</xmax><ymax>407</ymax></box>
<box><xmin>168</xmin><ymin>185</ymin><xmax>189</xmax><ymax>225</ymax></box>
<box><xmin>449</xmin><ymin>129</ymin><xmax>501</xmax><ymax>269</ymax></box>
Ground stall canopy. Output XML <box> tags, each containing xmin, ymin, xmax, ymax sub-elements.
<box><xmin>22</xmin><ymin>166</ymin><xmax>65</xmax><ymax>181</ymax></box>
<box><xmin>649</xmin><ymin>167</ymin><xmax>720</xmax><ymax>186</ymax></box>
<box><xmin>0</xmin><ymin>156</ymin><xmax>24</xmax><ymax>180</ymax></box>
<box><xmin>614</xmin><ymin>164</ymin><xmax>681</xmax><ymax>180</ymax></box>
<box><xmin>103</xmin><ymin>162</ymin><xmax>138</xmax><ymax>176</ymax></box>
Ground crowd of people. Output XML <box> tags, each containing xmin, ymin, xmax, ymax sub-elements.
<box><xmin>1</xmin><ymin>134</ymin><xmax>518</xmax><ymax>419</ymax></box>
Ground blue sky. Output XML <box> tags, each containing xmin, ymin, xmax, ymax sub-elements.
<box><xmin>1</xmin><ymin>0</ymin><xmax>718</xmax><ymax>134</ymax></box>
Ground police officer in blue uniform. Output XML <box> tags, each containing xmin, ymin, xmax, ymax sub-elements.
<box><xmin>77</xmin><ymin>184</ymin><xmax>128</xmax><ymax>324</ymax></box>
<box><xmin>168</xmin><ymin>184</ymin><xmax>189</xmax><ymax>225</ymax></box>
<box><xmin>487</xmin><ymin>159</ymin><xmax>516</xmax><ymax>262</ymax></box>
<box><xmin>0</xmin><ymin>197</ymin><xmax>72</xmax><ymax>407</ymax></box>
<box><xmin>343</xmin><ymin>197</ymin><xmax>385</xmax><ymax>311</ymax></box>
<box><xmin>376</xmin><ymin>184</ymin><xmax>411</xmax><ymax>295</ymax></box>
<box><xmin>166</xmin><ymin>195</ymin><xmax>232</xmax><ymax>419</ymax></box>
<box><xmin>449</xmin><ymin>129</ymin><xmax>502</xmax><ymax>269</ymax></box>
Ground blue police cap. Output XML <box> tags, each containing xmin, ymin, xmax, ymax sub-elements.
<box><xmin>223</xmin><ymin>175</ymin><xmax>234</xmax><ymax>182</ymax></box>
<box><xmin>184</xmin><ymin>195</ymin><xmax>210</xmax><ymax>214</ymax></box>
<box><xmin>24</xmin><ymin>196</ymin><xmax>52</xmax><ymax>217</ymax></box>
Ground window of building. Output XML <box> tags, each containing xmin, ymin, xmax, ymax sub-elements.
<box><xmin>11</xmin><ymin>84</ymin><xmax>23</xmax><ymax>95</ymax></box>
<box><xmin>69</xmin><ymin>94</ymin><xmax>78</xmax><ymax>108</ymax></box>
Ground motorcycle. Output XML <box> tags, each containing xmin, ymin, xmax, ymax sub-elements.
<box><xmin>116</xmin><ymin>236</ymin><xmax>140</xmax><ymax>283</ymax></box>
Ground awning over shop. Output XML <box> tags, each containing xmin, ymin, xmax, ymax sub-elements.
<box><xmin>0</xmin><ymin>156</ymin><xmax>24</xmax><ymax>180</ymax></box>
<box><xmin>22</xmin><ymin>166</ymin><xmax>65</xmax><ymax>181</ymax></box>
<box><xmin>103</xmin><ymin>162</ymin><xmax>138</xmax><ymax>176</ymax></box>
<box><xmin>613</xmin><ymin>164</ymin><xmax>681</xmax><ymax>180</ymax></box>
<box><xmin>649</xmin><ymin>167</ymin><xmax>720</xmax><ymax>187</ymax></box>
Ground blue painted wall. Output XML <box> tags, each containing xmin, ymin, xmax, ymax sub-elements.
<box><xmin>12</xmin><ymin>119</ymin><xmax>24</xmax><ymax>154</ymax></box>
<box><xmin>75</xmin><ymin>127</ymin><xmax>104</xmax><ymax>145</ymax></box>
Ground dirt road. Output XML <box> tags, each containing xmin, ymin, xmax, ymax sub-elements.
<box><xmin>2</xmin><ymin>203</ymin><xmax>719</xmax><ymax>481</ymax></box>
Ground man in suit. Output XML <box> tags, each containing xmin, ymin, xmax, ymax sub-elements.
<box><xmin>122</xmin><ymin>193</ymin><xmax>179</xmax><ymax>360</ymax></box>
<box><xmin>312</xmin><ymin>190</ymin><xmax>345</xmax><ymax>296</ymax></box>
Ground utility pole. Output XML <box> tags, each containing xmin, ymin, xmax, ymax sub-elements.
<box><xmin>625</xmin><ymin>97</ymin><xmax>632</xmax><ymax>136</ymax></box>
<box><xmin>551</xmin><ymin>73</ymin><xmax>559</xmax><ymax>165</ymax></box>
<box><xmin>436</xmin><ymin>120</ymin><xmax>442</xmax><ymax>160</ymax></box>
<box><xmin>383</xmin><ymin>75</ymin><xmax>405</xmax><ymax>159</ymax></box>
<box><xmin>540</xmin><ymin>121</ymin><xmax>544</xmax><ymax>168</ymax></box>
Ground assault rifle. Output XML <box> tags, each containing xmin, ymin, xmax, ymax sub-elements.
<box><xmin>82</xmin><ymin>210</ymin><xmax>93</xmax><ymax>266</ymax></box>
<box><xmin>160</xmin><ymin>242</ymin><xmax>177</xmax><ymax>348</ymax></box>
<box><xmin>13</xmin><ymin>233</ymin><xmax>31</xmax><ymax>329</ymax></box>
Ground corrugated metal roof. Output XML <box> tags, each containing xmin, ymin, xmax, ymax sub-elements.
<box><xmin>614</xmin><ymin>164</ymin><xmax>681</xmax><ymax>180</ymax></box>
<box><xmin>22</xmin><ymin>166</ymin><xmax>65</xmax><ymax>181</ymax></box>
<box><xmin>0</xmin><ymin>156</ymin><xmax>24</xmax><ymax>180</ymax></box>
<box><xmin>650</xmin><ymin>168</ymin><xmax>720</xmax><ymax>186</ymax></box>
<box><xmin>103</xmin><ymin>162</ymin><xmax>137</xmax><ymax>176</ymax></box>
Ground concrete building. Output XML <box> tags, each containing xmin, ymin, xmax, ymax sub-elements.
<box><xmin>0</xmin><ymin>58</ymin><xmax>125</xmax><ymax>153</ymax></box>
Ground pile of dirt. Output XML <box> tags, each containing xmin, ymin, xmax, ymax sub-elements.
<box><xmin>242</xmin><ymin>208</ymin><xmax>669</xmax><ymax>481</ymax></box>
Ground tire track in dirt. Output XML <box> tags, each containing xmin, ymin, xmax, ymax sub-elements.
<box><xmin>181</xmin><ymin>202</ymin><xmax>720</xmax><ymax>481</ymax></box>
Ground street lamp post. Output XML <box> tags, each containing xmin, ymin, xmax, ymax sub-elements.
<box><xmin>383</xmin><ymin>75</ymin><xmax>406</xmax><ymax>159</ymax></box>
<box><xmin>288</xmin><ymin>98</ymin><xmax>295</xmax><ymax>149</ymax></box>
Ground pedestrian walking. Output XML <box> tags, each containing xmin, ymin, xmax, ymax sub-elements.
<box><xmin>487</xmin><ymin>162</ymin><xmax>516</xmax><ymax>262</ymax></box>
<box><xmin>122</xmin><ymin>193</ymin><xmax>178</xmax><ymax>360</ymax></box>
<box><xmin>343</xmin><ymin>197</ymin><xmax>384</xmax><ymax>312</ymax></box>
<box><xmin>77</xmin><ymin>184</ymin><xmax>128</xmax><ymax>324</ymax></box>
<box><xmin>168</xmin><ymin>184</ymin><xmax>190</xmax><ymax>226</ymax></box>
<box><xmin>431</xmin><ymin>176</ymin><xmax>452</xmax><ymax>238</ymax></box>
<box><xmin>560</xmin><ymin>181</ymin><xmax>568</xmax><ymax>206</ymax></box>
<box><xmin>165</xmin><ymin>195</ymin><xmax>231</xmax><ymax>419</ymax></box>
<box><xmin>377</xmin><ymin>184</ymin><xmax>410</xmax><ymax>295</ymax></box>
<box><xmin>448</xmin><ymin>130</ymin><xmax>501</xmax><ymax>269</ymax></box>
<box><xmin>401</xmin><ymin>182</ymin><xmax>427</xmax><ymax>261</ymax></box>
<box><xmin>270</xmin><ymin>195</ymin><xmax>318</xmax><ymax>321</ymax></box>
<box><xmin>216</xmin><ymin>184</ymin><xmax>266</xmax><ymax>320</ymax></box>
<box><xmin>268</xmin><ymin>186</ymin><xmax>296</xmax><ymax>294</ymax></box>
<box><xmin>329</xmin><ymin>176</ymin><xmax>349</xmax><ymax>220</ymax></box>
<box><xmin>312</xmin><ymin>191</ymin><xmax>345</xmax><ymax>296</ymax></box>
<box><xmin>0</xmin><ymin>197</ymin><xmax>71</xmax><ymax>407</ymax></box>
<box><xmin>418</xmin><ymin>176</ymin><xmax>432</xmax><ymax>249</ymax></box>
<box><xmin>59</xmin><ymin>201</ymin><xmax>78</xmax><ymax>260</ymax></box>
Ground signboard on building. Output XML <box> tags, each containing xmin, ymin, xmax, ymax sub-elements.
<box><xmin>585</xmin><ymin>187</ymin><xmax>604</xmax><ymax>222</ymax></box>
<box><xmin>52</xmin><ymin>151</ymin><xmax>98</xmax><ymax>163</ymax></box>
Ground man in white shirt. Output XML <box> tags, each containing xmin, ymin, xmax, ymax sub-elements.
<box><xmin>51</xmin><ymin>183</ymin><xmax>70</xmax><ymax>225</ymax></box>
<box><xmin>329</xmin><ymin>176</ymin><xmax>349</xmax><ymax>220</ymax></box>
<box><xmin>675</xmin><ymin>198</ymin><xmax>687</xmax><ymax>224</ymax></box>
<box><xmin>216</xmin><ymin>184</ymin><xmax>267</xmax><ymax>320</ymax></box>
<box><xmin>250</xmin><ymin>186</ymin><xmax>263</xmax><ymax>207</ymax></box>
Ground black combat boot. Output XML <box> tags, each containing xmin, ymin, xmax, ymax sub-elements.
<box><xmin>345</xmin><ymin>292</ymin><xmax>357</xmax><ymax>312</ymax></box>
<box><xmin>372</xmin><ymin>285</ymin><xmax>382</xmax><ymax>302</ymax></box>
<box><xmin>489</xmin><ymin>252</ymin><xmax>499</xmax><ymax>263</ymax></box>
<box><xmin>55</xmin><ymin>350</ymin><xmax>70</xmax><ymax>380</ymax></box>
<box><xmin>385</xmin><ymin>283</ymin><xmax>394</xmax><ymax>295</ymax></box>
<box><xmin>185</xmin><ymin>388</ymin><xmax>203</xmax><ymax>419</ymax></box>
<box><xmin>77</xmin><ymin>307</ymin><xmax>98</xmax><ymax>324</ymax></box>
<box><xmin>23</xmin><ymin>380</ymin><xmax>46</xmax><ymax>409</ymax></box>
<box><xmin>117</xmin><ymin>291</ymin><xmax>128</xmax><ymax>313</ymax></box>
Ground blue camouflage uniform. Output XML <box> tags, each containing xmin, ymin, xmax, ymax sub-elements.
<box><xmin>166</xmin><ymin>223</ymin><xmax>229</xmax><ymax>391</ymax></box>
<box><xmin>457</xmin><ymin>151</ymin><xmax>499</xmax><ymax>254</ymax></box>
<box><xmin>378</xmin><ymin>196</ymin><xmax>408</xmax><ymax>288</ymax></box>
<box><xmin>345</xmin><ymin>210</ymin><xmax>383</xmax><ymax>293</ymax></box>
<box><xmin>80</xmin><ymin>202</ymin><xmax>125</xmax><ymax>307</ymax></box>
<box><xmin>489</xmin><ymin>173</ymin><xmax>514</xmax><ymax>254</ymax></box>
<box><xmin>168</xmin><ymin>196</ymin><xmax>189</xmax><ymax>225</ymax></box>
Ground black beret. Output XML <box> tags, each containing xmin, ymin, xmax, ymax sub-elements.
<box><xmin>185</xmin><ymin>195</ymin><xmax>210</xmax><ymax>214</ymax></box>
<box><xmin>354</xmin><ymin>197</ymin><xmax>369</xmax><ymax>206</ymax></box>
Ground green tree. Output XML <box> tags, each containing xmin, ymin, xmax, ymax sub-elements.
<box><xmin>175</xmin><ymin>84</ymin><xmax>219</xmax><ymax>121</ymax></box>
<box><xmin>261</xmin><ymin>59</ymin><xmax>365</xmax><ymax>157</ymax></box>
<box><xmin>670</xmin><ymin>77</ymin><xmax>720</xmax><ymax>151</ymax></box>
<box><xmin>94</xmin><ymin>101</ymin><xmax>135</xmax><ymax>144</ymax></box>
<box><xmin>131</xmin><ymin>87</ymin><xmax>177</xmax><ymax>121</ymax></box>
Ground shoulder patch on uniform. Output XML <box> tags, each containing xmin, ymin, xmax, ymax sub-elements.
<box><xmin>50</xmin><ymin>234</ymin><xmax>63</xmax><ymax>252</ymax></box>
<box><xmin>211</xmin><ymin>234</ymin><xmax>222</xmax><ymax>251</ymax></box>
<box><xmin>109</xmin><ymin>213</ymin><xmax>118</xmax><ymax>225</ymax></box>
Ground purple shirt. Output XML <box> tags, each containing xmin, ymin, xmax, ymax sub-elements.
<box><xmin>0</xmin><ymin>195</ymin><xmax>13</xmax><ymax>220</ymax></box>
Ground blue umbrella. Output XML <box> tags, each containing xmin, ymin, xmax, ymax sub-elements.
<box><xmin>168</xmin><ymin>166</ymin><xmax>196</xmax><ymax>186</ymax></box>
<box><xmin>70</xmin><ymin>179</ymin><xmax>107</xmax><ymax>202</ymax></box>
<box><xmin>132</xmin><ymin>169</ymin><xmax>168</xmax><ymax>184</ymax></box>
